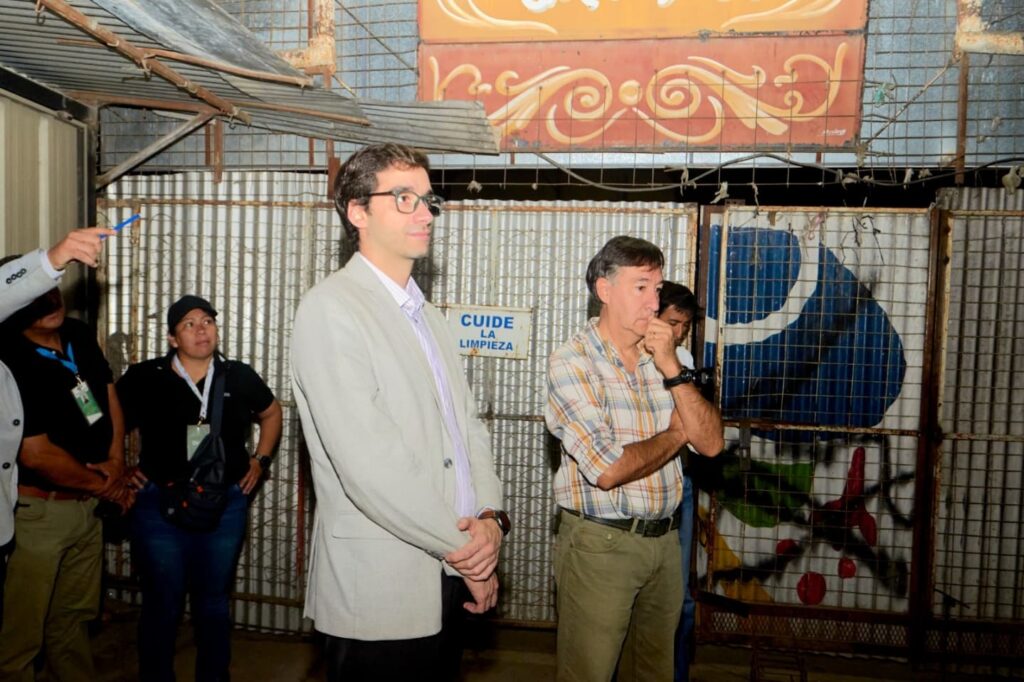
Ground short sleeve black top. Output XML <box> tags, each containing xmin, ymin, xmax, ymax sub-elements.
<box><xmin>0</xmin><ymin>317</ymin><xmax>114</xmax><ymax>490</ymax></box>
<box><xmin>116</xmin><ymin>353</ymin><xmax>275</xmax><ymax>485</ymax></box>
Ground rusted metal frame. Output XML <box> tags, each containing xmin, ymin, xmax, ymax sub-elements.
<box><xmin>279</xmin><ymin>0</ymin><xmax>337</xmax><ymax>75</ymax></box>
<box><xmin>66</xmin><ymin>92</ymin><xmax>218</xmax><ymax>116</ymax></box>
<box><xmin>444</xmin><ymin>204</ymin><xmax>694</xmax><ymax>215</ymax></box>
<box><xmin>955</xmin><ymin>51</ymin><xmax>969</xmax><ymax>185</ymax></box>
<box><xmin>694</xmin><ymin>205</ymin><xmax>728</xmax><ymax>642</ymax></box>
<box><xmin>37</xmin><ymin>0</ymin><xmax>250</xmax><ymax>124</ymax></box>
<box><xmin>103</xmin><ymin>197</ymin><xmax>333</xmax><ymax>209</ymax></box>
<box><xmin>906</xmin><ymin>208</ymin><xmax>952</xmax><ymax>662</ymax></box>
<box><xmin>945</xmin><ymin>431</ymin><xmax>1024</xmax><ymax>443</ymax></box>
<box><xmin>957</xmin><ymin>30</ymin><xmax>1024</xmax><ymax>54</ymax></box>
<box><xmin>103</xmin><ymin>198</ymin><xmax>707</xmax><ymax>214</ymax></box>
<box><xmin>140</xmin><ymin>48</ymin><xmax>313</xmax><ymax>87</ymax></box>
<box><xmin>54</xmin><ymin>38</ymin><xmax>314</xmax><ymax>87</ymax></box>
<box><xmin>707</xmin><ymin>601</ymin><xmax>910</xmax><ymax>624</ymax></box>
<box><xmin>720</xmin><ymin>420</ymin><xmax>920</xmax><ymax>438</ymax></box>
<box><xmin>702</xmin><ymin>630</ymin><xmax>910</xmax><ymax>657</ymax></box>
<box><xmin>95</xmin><ymin>111</ymin><xmax>215</xmax><ymax>189</ymax></box>
<box><xmin>211</xmin><ymin>118</ymin><xmax>224</xmax><ymax>184</ymax></box>
<box><xmin>957</xmin><ymin>0</ymin><xmax>1024</xmax><ymax>55</ymax></box>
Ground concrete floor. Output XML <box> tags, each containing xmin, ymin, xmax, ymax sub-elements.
<box><xmin>88</xmin><ymin>600</ymin><xmax>1009</xmax><ymax>681</ymax></box>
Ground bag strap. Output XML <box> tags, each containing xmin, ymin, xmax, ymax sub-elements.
<box><xmin>207</xmin><ymin>365</ymin><xmax>227</xmax><ymax>438</ymax></box>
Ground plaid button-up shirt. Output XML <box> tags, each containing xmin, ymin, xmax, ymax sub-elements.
<box><xmin>545</xmin><ymin>318</ymin><xmax>683</xmax><ymax>519</ymax></box>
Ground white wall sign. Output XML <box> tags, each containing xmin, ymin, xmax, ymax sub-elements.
<box><xmin>447</xmin><ymin>305</ymin><xmax>532</xmax><ymax>359</ymax></box>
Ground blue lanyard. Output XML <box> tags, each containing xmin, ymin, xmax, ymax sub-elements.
<box><xmin>35</xmin><ymin>343</ymin><xmax>80</xmax><ymax>377</ymax></box>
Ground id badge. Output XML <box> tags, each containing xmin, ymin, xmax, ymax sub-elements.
<box><xmin>187</xmin><ymin>423</ymin><xmax>211</xmax><ymax>460</ymax></box>
<box><xmin>71</xmin><ymin>381</ymin><xmax>103</xmax><ymax>425</ymax></box>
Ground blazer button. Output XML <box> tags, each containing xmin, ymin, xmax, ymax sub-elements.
<box><xmin>12</xmin><ymin>419</ymin><xmax>19</xmax><ymax>426</ymax></box>
<box><xmin>443</xmin><ymin>459</ymin><xmax>453</xmax><ymax>469</ymax></box>
<box><xmin>1</xmin><ymin>462</ymin><xmax>9</xmax><ymax>469</ymax></box>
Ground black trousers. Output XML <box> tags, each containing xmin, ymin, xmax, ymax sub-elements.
<box><xmin>324</xmin><ymin>574</ymin><xmax>469</xmax><ymax>682</ymax></box>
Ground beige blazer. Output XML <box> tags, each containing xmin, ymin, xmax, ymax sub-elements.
<box><xmin>291</xmin><ymin>255</ymin><xmax>503</xmax><ymax>640</ymax></box>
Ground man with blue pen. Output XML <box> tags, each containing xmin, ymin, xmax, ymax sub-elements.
<box><xmin>0</xmin><ymin>226</ymin><xmax>131</xmax><ymax>681</ymax></box>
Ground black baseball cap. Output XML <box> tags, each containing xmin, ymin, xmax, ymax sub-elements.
<box><xmin>167</xmin><ymin>295</ymin><xmax>218</xmax><ymax>333</ymax></box>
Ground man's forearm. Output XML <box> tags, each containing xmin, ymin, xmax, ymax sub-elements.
<box><xmin>19</xmin><ymin>437</ymin><xmax>105</xmax><ymax>494</ymax></box>
<box><xmin>669</xmin><ymin>384</ymin><xmax>724</xmax><ymax>455</ymax></box>
<box><xmin>106</xmin><ymin>384</ymin><xmax>125</xmax><ymax>463</ymax></box>
<box><xmin>595</xmin><ymin>429</ymin><xmax>685</xmax><ymax>491</ymax></box>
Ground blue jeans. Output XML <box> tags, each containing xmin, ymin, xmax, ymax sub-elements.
<box><xmin>674</xmin><ymin>475</ymin><xmax>695</xmax><ymax>682</ymax></box>
<box><xmin>131</xmin><ymin>482</ymin><xmax>247</xmax><ymax>682</ymax></box>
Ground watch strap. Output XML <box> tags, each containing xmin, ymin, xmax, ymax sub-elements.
<box><xmin>477</xmin><ymin>509</ymin><xmax>511</xmax><ymax>536</ymax></box>
<box><xmin>663</xmin><ymin>370</ymin><xmax>694</xmax><ymax>390</ymax></box>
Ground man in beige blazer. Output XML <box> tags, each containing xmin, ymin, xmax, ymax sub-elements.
<box><xmin>291</xmin><ymin>143</ymin><xmax>509</xmax><ymax>680</ymax></box>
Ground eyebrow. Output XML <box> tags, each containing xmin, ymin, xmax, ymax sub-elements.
<box><xmin>381</xmin><ymin>185</ymin><xmax>433</xmax><ymax>193</ymax></box>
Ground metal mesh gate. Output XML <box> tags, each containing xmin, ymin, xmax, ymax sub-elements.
<box><xmin>695</xmin><ymin>204</ymin><xmax>1024</xmax><ymax>667</ymax></box>
<box><xmin>99</xmin><ymin>174</ymin><xmax>696</xmax><ymax>630</ymax></box>
<box><xmin>696</xmin><ymin>206</ymin><xmax>934</xmax><ymax>650</ymax></box>
<box><xmin>930</xmin><ymin>208</ymin><xmax>1024</xmax><ymax>664</ymax></box>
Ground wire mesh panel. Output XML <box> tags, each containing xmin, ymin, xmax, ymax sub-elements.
<box><xmin>696</xmin><ymin>207</ymin><xmax>931</xmax><ymax>641</ymax></box>
<box><xmin>934</xmin><ymin>210</ymin><xmax>1024</xmax><ymax>628</ymax></box>
<box><xmin>100</xmin><ymin>182</ymin><xmax>696</xmax><ymax>629</ymax></box>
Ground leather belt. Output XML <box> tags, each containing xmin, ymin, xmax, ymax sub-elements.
<box><xmin>563</xmin><ymin>507</ymin><xmax>681</xmax><ymax>538</ymax></box>
<box><xmin>18</xmin><ymin>485</ymin><xmax>91</xmax><ymax>502</ymax></box>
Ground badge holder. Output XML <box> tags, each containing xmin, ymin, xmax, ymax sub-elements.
<box><xmin>71</xmin><ymin>380</ymin><xmax>103</xmax><ymax>425</ymax></box>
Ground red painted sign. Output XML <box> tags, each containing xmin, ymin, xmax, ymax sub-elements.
<box><xmin>420</xmin><ymin>36</ymin><xmax>864</xmax><ymax>151</ymax></box>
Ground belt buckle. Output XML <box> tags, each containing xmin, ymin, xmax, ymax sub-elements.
<box><xmin>642</xmin><ymin>517</ymin><xmax>667</xmax><ymax>537</ymax></box>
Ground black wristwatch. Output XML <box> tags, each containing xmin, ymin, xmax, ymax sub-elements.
<box><xmin>478</xmin><ymin>509</ymin><xmax>512</xmax><ymax>536</ymax></box>
<box><xmin>253</xmin><ymin>454</ymin><xmax>273</xmax><ymax>469</ymax></box>
<box><xmin>663</xmin><ymin>369</ymin><xmax>698</xmax><ymax>390</ymax></box>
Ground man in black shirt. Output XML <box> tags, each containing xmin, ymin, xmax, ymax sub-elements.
<box><xmin>0</xmin><ymin>285</ymin><xmax>131</xmax><ymax>681</ymax></box>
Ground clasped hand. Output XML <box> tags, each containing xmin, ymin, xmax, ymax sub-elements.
<box><xmin>642</xmin><ymin>317</ymin><xmax>682</xmax><ymax>378</ymax></box>
<box><xmin>445</xmin><ymin>515</ymin><xmax>503</xmax><ymax>581</ymax></box>
<box><xmin>86</xmin><ymin>459</ymin><xmax>135</xmax><ymax>512</ymax></box>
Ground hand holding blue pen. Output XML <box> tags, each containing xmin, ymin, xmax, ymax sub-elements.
<box><xmin>47</xmin><ymin>224</ymin><xmax>131</xmax><ymax>269</ymax></box>
<box><xmin>102</xmin><ymin>214</ymin><xmax>141</xmax><ymax>240</ymax></box>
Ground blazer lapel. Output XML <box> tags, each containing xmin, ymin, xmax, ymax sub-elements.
<box><xmin>344</xmin><ymin>257</ymin><xmax>446</xmax><ymax>417</ymax></box>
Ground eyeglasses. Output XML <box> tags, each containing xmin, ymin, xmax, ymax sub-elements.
<box><xmin>365</xmin><ymin>189</ymin><xmax>445</xmax><ymax>217</ymax></box>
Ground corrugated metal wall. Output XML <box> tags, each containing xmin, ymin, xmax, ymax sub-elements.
<box><xmin>929</xmin><ymin>201</ymin><xmax>1024</xmax><ymax>663</ymax></box>
<box><xmin>99</xmin><ymin>173</ymin><xmax>697</xmax><ymax>629</ymax></box>
<box><xmin>1</xmin><ymin>92</ymin><xmax>89</xmax><ymax>311</ymax></box>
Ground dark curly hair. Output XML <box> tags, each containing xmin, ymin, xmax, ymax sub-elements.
<box><xmin>333</xmin><ymin>144</ymin><xmax>431</xmax><ymax>245</ymax></box>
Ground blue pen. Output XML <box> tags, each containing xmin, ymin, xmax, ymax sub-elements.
<box><xmin>102</xmin><ymin>214</ymin><xmax>140</xmax><ymax>239</ymax></box>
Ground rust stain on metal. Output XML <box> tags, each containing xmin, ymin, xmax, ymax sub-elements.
<box><xmin>38</xmin><ymin>0</ymin><xmax>251</xmax><ymax>123</ymax></box>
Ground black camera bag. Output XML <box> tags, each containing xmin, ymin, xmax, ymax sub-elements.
<box><xmin>159</xmin><ymin>367</ymin><xmax>229</xmax><ymax>532</ymax></box>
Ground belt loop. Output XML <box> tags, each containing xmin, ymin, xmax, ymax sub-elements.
<box><xmin>48</xmin><ymin>491</ymin><xmax>57</xmax><ymax>501</ymax></box>
<box><xmin>629</xmin><ymin>518</ymin><xmax>641</xmax><ymax>534</ymax></box>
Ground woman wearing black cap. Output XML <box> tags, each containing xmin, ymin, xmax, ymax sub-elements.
<box><xmin>116</xmin><ymin>295</ymin><xmax>282</xmax><ymax>682</ymax></box>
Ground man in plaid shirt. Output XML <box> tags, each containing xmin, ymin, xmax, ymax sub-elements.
<box><xmin>546</xmin><ymin>236</ymin><xmax>723</xmax><ymax>682</ymax></box>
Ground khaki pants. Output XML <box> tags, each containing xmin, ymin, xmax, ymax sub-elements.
<box><xmin>554</xmin><ymin>509</ymin><xmax>683</xmax><ymax>682</ymax></box>
<box><xmin>0</xmin><ymin>496</ymin><xmax>101</xmax><ymax>682</ymax></box>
